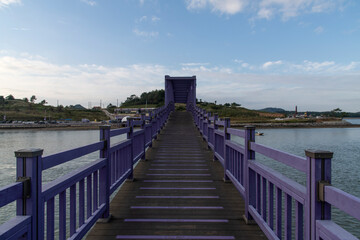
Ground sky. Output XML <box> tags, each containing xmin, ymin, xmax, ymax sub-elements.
<box><xmin>1</xmin><ymin>0</ymin><xmax>360</xmax><ymax>112</ymax></box>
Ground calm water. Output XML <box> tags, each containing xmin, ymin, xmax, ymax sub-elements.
<box><xmin>232</xmin><ymin>126</ymin><xmax>360</xmax><ymax>238</ymax></box>
<box><xmin>1</xmin><ymin>127</ymin><xmax>360</xmax><ymax>237</ymax></box>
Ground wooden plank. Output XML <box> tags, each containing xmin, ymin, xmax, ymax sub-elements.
<box><xmin>86</xmin><ymin>112</ymin><xmax>266</xmax><ymax>240</ymax></box>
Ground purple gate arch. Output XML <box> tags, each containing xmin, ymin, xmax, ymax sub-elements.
<box><xmin>165</xmin><ymin>75</ymin><xmax>196</xmax><ymax>107</ymax></box>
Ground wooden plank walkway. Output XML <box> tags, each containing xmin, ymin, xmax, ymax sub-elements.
<box><xmin>87</xmin><ymin>111</ymin><xmax>266</xmax><ymax>240</ymax></box>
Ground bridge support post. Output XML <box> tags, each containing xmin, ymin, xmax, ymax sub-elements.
<box><xmin>305</xmin><ymin>150</ymin><xmax>333</xmax><ymax>240</ymax></box>
<box><xmin>223</xmin><ymin>118</ymin><xmax>231</xmax><ymax>182</ymax></box>
<box><xmin>99</xmin><ymin>125</ymin><xmax>111</xmax><ymax>220</ymax></box>
<box><xmin>243</xmin><ymin>126</ymin><xmax>255</xmax><ymax>224</ymax></box>
<box><xmin>127</xmin><ymin>118</ymin><xmax>134</xmax><ymax>181</ymax></box>
<box><xmin>15</xmin><ymin>148</ymin><xmax>44</xmax><ymax>240</ymax></box>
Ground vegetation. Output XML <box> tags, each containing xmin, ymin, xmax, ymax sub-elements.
<box><xmin>121</xmin><ymin>89</ymin><xmax>164</xmax><ymax>107</ymax></box>
<box><xmin>0</xmin><ymin>95</ymin><xmax>107</xmax><ymax>121</ymax></box>
<box><xmin>197</xmin><ymin>101</ymin><xmax>284</xmax><ymax>123</ymax></box>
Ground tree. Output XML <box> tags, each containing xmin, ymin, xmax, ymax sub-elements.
<box><xmin>0</xmin><ymin>96</ymin><xmax>4</xmax><ymax>104</ymax></box>
<box><xmin>231</xmin><ymin>102</ymin><xmax>241</xmax><ymax>107</ymax></box>
<box><xmin>23</xmin><ymin>97</ymin><xmax>29</xmax><ymax>102</ymax></box>
<box><xmin>6</xmin><ymin>94</ymin><xmax>15</xmax><ymax>100</ymax></box>
<box><xmin>30</xmin><ymin>95</ymin><xmax>37</xmax><ymax>103</ymax></box>
<box><xmin>40</xmin><ymin>99</ymin><xmax>47</xmax><ymax>105</ymax></box>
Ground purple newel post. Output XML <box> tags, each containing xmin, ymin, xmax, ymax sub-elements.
<box><xmin>223</xmin><ymin>118</ymin><xmax>231</xmax><ymax>182</ymax></box>
<box><xmin>141</xmin><ymin>113</ymin><xmax>146</xmax><ymax>160</ymax></box>
<box><xmin>305</xmin><ymin>150</ymin><xmax>333</xmax><ymax>240</ymax></box>
<box><xmin>15</xmin><ymin>148</ymin><xmax>44</xmax><ymax>240</ymax></box>
<box><xmin>243</xmin><ymin>126</ymin><xmax>255</xmax><ymax>223</ymax></box>
<box><xmin>99</xmin><ymin>125</ymin><xmax>111</xmax><ymax>219</ymax></box>
<box><xmin>127</xmin><ymin>118</ymin><xmax>134</xmax><ymax>180</ymax></box>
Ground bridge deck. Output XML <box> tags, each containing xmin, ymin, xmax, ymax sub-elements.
<box><xmin>87</xmin><ymin>111</ymin><xmax>266</xmax><ymax>240</ymax></box>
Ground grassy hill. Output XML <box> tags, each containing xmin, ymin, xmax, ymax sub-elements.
<box><xmin>196</xmin><ymin>102</ymin><xmax>285</xmax><ymax>123</ymax></box>
<box><xmin>1</xmin><ymin>99</ymin><xmax>107</xmax><ymax>122</ymax></box>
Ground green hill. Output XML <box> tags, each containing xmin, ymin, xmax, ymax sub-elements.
<box><xmin>0</xmin><ymin>97</ymin><xmax>107</xmax><ymax>122</ymax></box>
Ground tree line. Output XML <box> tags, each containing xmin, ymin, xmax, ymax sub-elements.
<box><xmin>121</xmin><ymin>89</ymin><xmax>165</xmax><ymax>107</ymax></box>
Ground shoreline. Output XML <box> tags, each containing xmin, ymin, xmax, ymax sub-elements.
<box><xmin>231</xmin><ymin>121</ymin><xmax>360</xmax><ymax>129</ymax></box>
<box><xmin>2</xmin><ymin>122</ymin><xmax>360</xmax><ymax>130</ymax></box>
<box><xmin>0</xmin><ymin>123</ymin><xmax>123</xmax><ymax>131</ymax></box>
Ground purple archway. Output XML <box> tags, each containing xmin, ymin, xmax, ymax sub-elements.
<box><xmin>165</xmin><ymin>75</ymin><xmax>196</xmax><ymax>108</ymax></box>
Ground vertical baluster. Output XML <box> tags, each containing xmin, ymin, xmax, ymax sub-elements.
<box><xmin>276</xmin><ymin>187</ymin><xmax>282</xmax><ymax>239</ymax></box>
<box><xmin>256</xmin><ymin>174</ymin><xmax>261</xmax><ymax>212</ymax></box>
<box><xmin>70</xmin><ymin>184</ymin><xmax>76</xmax><ymax>235</ymax></box>
<box><xmin>295</xmin><ymin>201</ymin><xmax>303</xmax><ymax>240</ymax></box>
<box><xmin>262</xmin><ymin>177</ymin><xmax>267</xmax><ymax>219</ymax></box>
<box><xmin>79</xmin><ymin>179</ymin><xmax>85</xmax><ymax>226</ymax></box>
<box><xmin>285</xmin><ymin>194</ymin><xmax>292</xmax><ymax>240</ymax></box>
<box><xmin>268</xmin><ymin>181</ymin><xmax>274</xmax><ymax>230</ymax></box>
<box><xmin>47</xmin><ymin>197</ymin><xmax>55</xmax><ymax>240</ymax></box>
<box><xmin>59</xmin><ymin>190</ymin><xmax>66</xmax><ymax>240</ymax></box>
<box><xmin>87</xmin><ymin>175</ymin><xmax>92</xmax><ymax>219</ymax></box>
<box><xmin>93</xmin><ymin>171</ymin><xmax>98</xmax><ymax>211</ymax></box>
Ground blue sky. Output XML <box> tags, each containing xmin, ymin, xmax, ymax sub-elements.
<box><xmin>1</xmin><ymin>0</ymin><xmax>360</xmax><ymax>112</ymax></box>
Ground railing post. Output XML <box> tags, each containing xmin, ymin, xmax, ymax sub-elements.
<box><xmin>213</xmin><ymin>113</ymin><xmax>218</xmax><ymax>161</ymax></box>
<box><xmin>15</xmin><ymin>148</ymin><xmax>44</xmax><ymax>240</ymax></box>
<box><xmin>243</xmin><ymin>126</ymin><xmax>255</xmax><ymax>224</ymax></box>
<box><xmin>223</xmin><ymin>117</ymin><xmax>231</xmax><ymax>182</ymax></box>
<box><xmin>305</xmin><ymin>150</ymin><xmax>333</xmax><ymax>240</ymax></box>
<box><xmin>127</xmin><ymin>118</ymin><xmax>134</xmax><ymax>181</ymax></box>
<box><xmin>99</xmin><ymin>125</ymin><xmax>111</xmax><ymax>220</ymax></box>
<box><xmin>141</xmin><ymin>114</ymin><xmax>146</xmax><ymax>161</ymax></box>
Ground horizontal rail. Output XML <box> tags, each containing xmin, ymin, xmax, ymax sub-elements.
<box><xmin>42</xmin><ymin>141</ymin><xmax>105</xmax><ymax>170</ymax></box>
<box><xmin>214</xmin><ymin>129</ymin><xmax>225</xmax><ymax>137</ymax></box>
<box><xmin>0</xmin><ymin>182</ymin><xmax>23</xmax><ymax>208</ymax></box>
<box><xmin>324</xmin><ymin>186</ymin><xmax>360</xmax><ymax>221</ymax></box>
<box><xmin>250</xmin><ymin>142</ymin><xmax>307</xmax><ymax>173</ymax></box>
<box><xmin>42</xmin><ymin>158</ymin><xmax>106</xmax><ymax>201</ymax></box>
<box><xmin>110</xmin><ymin>139</ymin><xmax>132</xmax><ymax>153</ymax></box>
<box><xmin>110</xmin><ymin>127</ymin><xmax>130</xmax><ymax>137</ymax></box>
<box><xmin>316</xmin><ymin>220</ymin><xmax>358</xmax><ymax>240</ymax></box>
<box><xmin>227</xmin><ymin>128</ymin><xmax>245</xmax><ymax>138</ymax></box>
<box><xmin>133</xmin><ymin>129</ymin><xmax>145</xmax><ymax>137</ymax></box>
<box><xmin>249</xmin><ymin>161</ymin><xmax>306</xmax><ymax>204</ymax></box>
<box><xmin>0</xmin><ymin>216</ymin><xmax>31</xmax><ymax>240</ymax></box>
<box><xmin>225</xmin><ymin>170</ymin><xmax>245</xmax><ymax>197</ymax></box>
<box><xmin>225</xmin><ymin>140</ymin><xmax>245</xmax><ymax>155</ymax></box>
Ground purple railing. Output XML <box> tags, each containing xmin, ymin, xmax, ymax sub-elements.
<box><xmin>188</xmin><ymin>103</ymin><xmax>360</xmax><ymax>240</ymax></box>
<box><xmin>0</xmin><ymin>103</ymin><xmax>173</xmax><ymax>240</ymax></box>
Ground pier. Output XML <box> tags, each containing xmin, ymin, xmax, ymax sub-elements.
<box><xmin>1</xmin><ymin>75</ymin><xmax>360</xmax><ymax>240</ymax></box>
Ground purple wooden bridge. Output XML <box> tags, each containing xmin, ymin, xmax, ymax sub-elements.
<box><xmin>1</xmin><ymin>76</ymin><xmax>360</xmax><ymax>240</ymax></box>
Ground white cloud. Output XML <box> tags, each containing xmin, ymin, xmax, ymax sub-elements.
<box><xmin>0</xmin><ymin>0</ymin><xmax>21</xmax><ymax>8</ymax></box>
<box><xmin>12</xmin><ymin>27</ymin><xmax>30</xmax><ymax>31</ymax></box>
<box><xmin>133</xmin><ymin>29</ymin><xmax>159</xmax><ymax>38</ymax></box>
<box><xmin>186</xmin><ymin>0</ymin><xmax>248</xmax><ymax>15</ymax></box>
<box><xmin>1</xmin><ymin>53</ymin><xmax>360</xmax><ymax>111</ymax></box>
<box><xmin>314</xmin><ymin>26</ymin><xmax>324</xmax><ymax>34</ymax></box>
<box><xmin>181</xmin><ymin>62</ymin><xmax>210</xmax><ymax>66</ymax></box>
<box><xmin>263</xmin><ymin>60</ymin><xmax>283</xmax><ymax>69</ymax></box>
<box><xmin>139</xmin><ymin>16</ymin><xmax>148</xmax><ymax>22</ymax></box>
<box><xmin>151</xmin><ymin>16</ymin><xmax>160</xmax><ymax>22</ymax></box>
<box><xmin>186</xmin><ymin>0</ymin><xmax>345</xmax><ymax>20</ymax></box>
<box><xmin>81</xmin><ymin>0</ymin><xmax>96</xmax><ymax>6</ymax></box>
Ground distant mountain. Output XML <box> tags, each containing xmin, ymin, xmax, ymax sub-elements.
<box><xmin>258</xmin><ymin>107</ymin><xmax>287</xmax><ymax>113</ymax></box>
